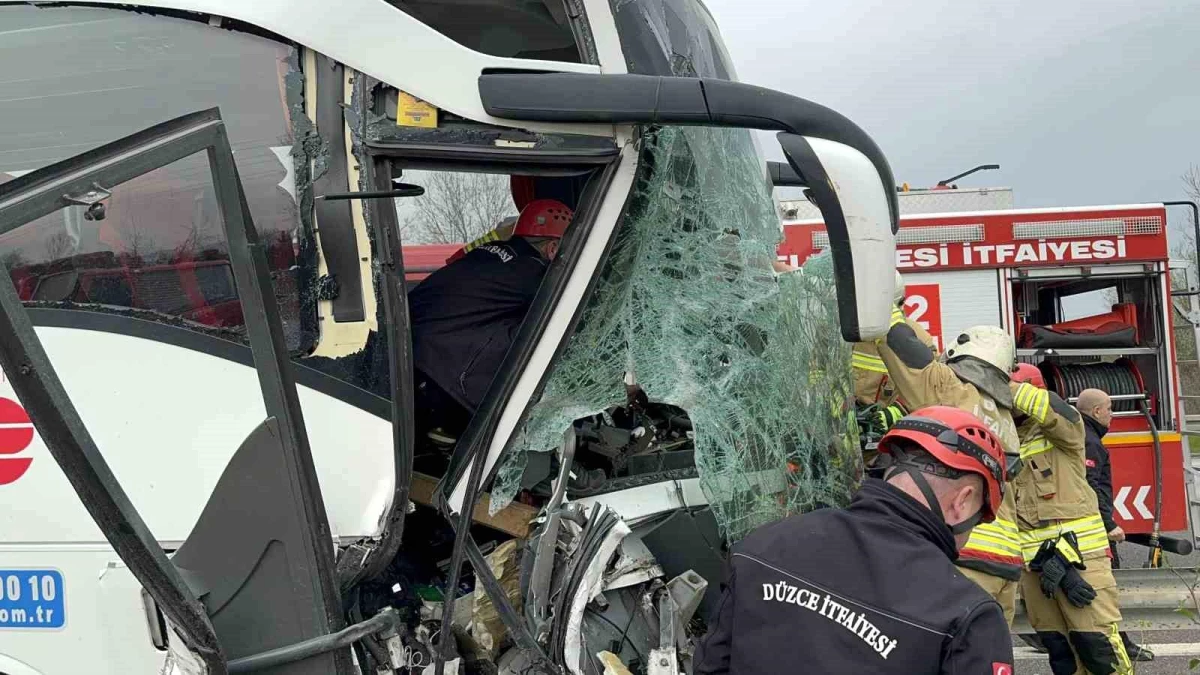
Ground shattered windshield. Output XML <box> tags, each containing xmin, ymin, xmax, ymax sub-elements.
<box><xmin>492</xmin><ymin>123</ymin><xmax>860</xmax><ymax>540</ymax></box>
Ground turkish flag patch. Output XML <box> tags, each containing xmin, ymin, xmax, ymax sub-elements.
<box><xmin>1085</xmin><ymin>459</ymin><xmax>1096</xmax><ymax>468</ymax></box>
<box><xmin>993</xmin><ymin>663</ymin><xmax>1013</xmax><ymax>675</ymax></box>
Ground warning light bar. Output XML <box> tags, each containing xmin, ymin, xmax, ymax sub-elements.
<box><xmin>1013</xmin><ymin>216</ymin><xmax>1162</xmax><ymax>240</ymax></box>
<box><xmin>811</xmin><ymin>223</ymin><xmax>985</xmax><ymax>250</ymax></box>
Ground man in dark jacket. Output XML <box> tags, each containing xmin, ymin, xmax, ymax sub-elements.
<box><xmin>1078</xmin><ymin>388</ymin><xmax>1154</xmax><ymax>662</ymax></box>
<box><xmin>693</xmin><ymin>406</ymin><xmax>1014</xmax><ymax>674</ymax></box>
<box><xmin>409</xmin><ymin>199</ymin><xmax>572</xmax><ymax>443</ymax></box>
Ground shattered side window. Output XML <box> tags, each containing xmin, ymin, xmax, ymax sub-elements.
<box><xmin>492</xmin><ymin>124</ymin><xmax>861</xmax><ymax>541</ymax></box>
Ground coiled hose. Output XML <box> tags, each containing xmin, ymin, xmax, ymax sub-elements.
<box><xmin>1042</xmin><ymin>359</ymin><xmax>1146</xmax><ymax>413</ymax></box>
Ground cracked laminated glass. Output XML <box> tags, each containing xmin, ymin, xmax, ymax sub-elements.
<box><xmin>492</xmin><ymin>124</ymin><xmax>862</xmax><ymax>541</ymax></box>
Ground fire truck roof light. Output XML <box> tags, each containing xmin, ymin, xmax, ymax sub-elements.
<box><xmin>810</xmin><ymin>223</ymin><xmax>984</xmax><ymax>250</ymax></box>
<box><xmin>1012</xmin><ymin>216</ymin><xmax>1161</xmax><ymax>240</ymax></box>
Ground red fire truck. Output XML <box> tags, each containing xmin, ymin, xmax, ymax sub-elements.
<box><xmin>782</xmin><ymin>194</ymin><xmax>1200</xmax><ymax>553</ymax></box>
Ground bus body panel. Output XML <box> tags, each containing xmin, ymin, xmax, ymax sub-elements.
<box><xmin>0</xmin><ymin>325</ymin><xmax>394</xmax><ymax>545</ymax></box>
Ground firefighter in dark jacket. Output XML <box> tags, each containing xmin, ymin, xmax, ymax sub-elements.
<box><xmin>874</xmin><ymin>306</ymin><xmax>1024</xmax><ymax>625</ymax></box>
<box><xmin>1079</xmin><ymin>388</ymin><xmax>1154</xmax><ymax>662</ymax></box>
<box><xmin>1010</xmin><ymin>367</ymin><xmax>1132</xmax><ymax>674</ymax></box>
<box><xmin>694</xmin><ymin>406</ymin><xmax>1014</xmax><ymax>674</ymax></box>
<box><xmin>408</xmin><ymin>199</ymin><xmax>571</xmax><ymax>443</ymax></box>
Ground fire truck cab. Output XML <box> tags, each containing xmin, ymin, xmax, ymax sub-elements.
<box><xmin>782</xmin><ymin>188</ymin><xmax>1200</xmax><ymax>550</ymax></box>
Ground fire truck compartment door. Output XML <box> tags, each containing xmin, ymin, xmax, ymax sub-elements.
<box><xmin>903</xmin><ymin>270</ymin><xmax>1002</xmax><ymax>353</ymax></box>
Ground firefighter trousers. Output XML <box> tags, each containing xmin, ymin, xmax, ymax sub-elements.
<box><xmin>1019</xmin><ymin>557</ymin><xmax>1132</xmax><ymax>675</ymax></box>
<box><xmin>958</xmin><ymin>566</ymin><xmax>1018</xmax><ymax>626</ymax></box>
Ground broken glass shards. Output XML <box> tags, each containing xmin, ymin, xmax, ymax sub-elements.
<box><xmin>493</xmin><ymin>125</ymin><xmax>860</xmax><ymax>542</ymax></box>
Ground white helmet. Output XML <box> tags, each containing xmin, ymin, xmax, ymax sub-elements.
<box><xmin>944</xmin><ymin>325</ymin><xmax>1016</xmax><ymax>375</ymax></box>
<box><xmin>894</xmin><ymin>271</ymin><xmax>905</xmax><ymax>305</ymax></box>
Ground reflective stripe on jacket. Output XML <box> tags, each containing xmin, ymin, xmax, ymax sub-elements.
<box><xmin>958</xmin><ymin>494</ymin><xmax>1023</xmax><ymax>580</ymax></box>
<box><xmin>1010</xmin><ymin>383</ymin><xmax>1110</xmax><ymax>561</ymax></box>
<box><xmin>1017</xmin><ymin>513</ymin><xmax>1110</xmax><ymax>562</ymax></box>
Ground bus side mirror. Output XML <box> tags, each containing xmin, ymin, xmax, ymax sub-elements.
<box><xmin>777</xmin><ymin>133</ymin><xmax>895</xmax><ymax>341</ymax></box>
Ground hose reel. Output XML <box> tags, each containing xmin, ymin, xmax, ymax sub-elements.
<box><xmin>1041</xmin><ymin>358</ymin><xmax>1148</xmax><ymax>413</ymax></box>
<box><xmin>1041</xmin><ymin>358</ymin><xmax>1165</xmax><ymax>567</ymax></box>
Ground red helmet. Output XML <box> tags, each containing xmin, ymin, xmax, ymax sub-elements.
<box><xmin>878</xmin><ymin>406</ymin><xmax>1006</xmax><ymax>524</ymax></box>
<box><xmin>512</xmin><ymin>199</ymin><xmax>572</xmax><ymax>239</ymax></box>
<box><xmin>1012</xmin><ymin>363</ymin><xmax>1045</xmax><ymax>389</ymax></box>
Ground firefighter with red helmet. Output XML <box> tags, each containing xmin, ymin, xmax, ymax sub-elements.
<box><xmin>874</xmin><ymin>306</ymin><xmax>1024</xmax><ymax>625</ymax></box>
<box><xmin>694</xmin><ymin>406</ymin><xmax>1014</xmax><ymax>674</ymax></box>
<box><xmin>408</xmin><ymin>198</ymin><xmax>572</xmax><ymax>443</ymax></box>
<box><xmin>1010</xmin><ymin>364</ymin><xmax>1133</xmax><ymax>675</ymax></box>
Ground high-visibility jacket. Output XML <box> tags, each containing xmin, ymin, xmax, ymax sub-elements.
<box><xmin>1011</xmin><ymin>382</ymin><xmax>1111</xmax><ymax>563</ymax></box>
<box><xmin>875</xmin><ymin>310</ymin><xmax>1022</xmax><ymax>581</ymax></box>
<box><xmin>853</xmin><ymin>320</ymin><xmax>936</xmax><ymax>406</ymax></box>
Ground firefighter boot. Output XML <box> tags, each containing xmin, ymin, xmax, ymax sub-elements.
<box><xmin>1119</xmin><ymin>632</ymin><xmax>1154</xmax><ymax>662</ymax></box>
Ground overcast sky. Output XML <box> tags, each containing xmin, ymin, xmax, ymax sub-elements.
<box><xmin>705</xmin><ymin>0</ymin><xmax>1200</xmax><ymax>238</ymax></box>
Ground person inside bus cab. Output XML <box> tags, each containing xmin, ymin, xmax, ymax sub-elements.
<box><xmin>408</xmin><ymin>198</ymin><xmax>573</xmax><ymax>446</ymax></box>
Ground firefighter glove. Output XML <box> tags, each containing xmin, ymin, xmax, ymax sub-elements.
<box><xmin>873</xmin><ymin>404</ymin><xmax>906</xmax><ymax>433</ymax></box>
<box><xmin>1013</xmin><ymin>382</ymin><xmax>1051</xmax><ymax>423</ymax></box>
<box><xmin>1059</xmin><ymin>564</ymin><xmax>1097</xmax><ymax>607</ymax></box>
<box><xmin>1035</xmin><ymin>549</ymin><xmax>1070</xmax><ymax>599</ymax></box>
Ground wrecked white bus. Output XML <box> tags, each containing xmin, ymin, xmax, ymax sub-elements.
<box><xmin>0</xmin><ymin>2</ymin><xmax>898</xmax><ymax>674</ymax></box>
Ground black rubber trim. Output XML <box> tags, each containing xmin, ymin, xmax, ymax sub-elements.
<box><xmin>313</xmin><ymin>54</ymin><xmax>365</xmax><ymax>323</ymax></box>
<box><xmin>478</xmin><ymin>71</ymin><xmax>898</xmax><ymax>230</ymax></box>
<box><xmin>561</xmin><ymin>0</ymin><xmax>600</xmax><ymax>65</ymax></box>
<box><xmin>363</xmin><ymin>141</ymin><xmax>619</xmax><ymax>164</ymax></box>
<box><xmin>778</xmin><ymin>132</ymin><xmax>862</xmax><ymax>342</ymax></box>
<box><xmin>26</xmin><ymin>308</ymin><xmax>390</xmax><ymax>420</ymax></box>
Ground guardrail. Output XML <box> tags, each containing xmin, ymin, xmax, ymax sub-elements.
<box><xmin>1012</xmin><ymin>567</ymin><xmax>1200</xmax><ymax>632</ymax></box>
<box><xmin>1182</xmin><ymin>412</ymin><xmax>1200</xmax><ymax>438</ymax></box>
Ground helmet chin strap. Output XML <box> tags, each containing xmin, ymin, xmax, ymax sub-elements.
<box><xmin>887</xmin><ymin>460</ymin><xmax>983</xmax><ymax>536</ymax></box>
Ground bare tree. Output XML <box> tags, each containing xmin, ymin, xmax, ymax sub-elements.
<box><xmin>1171</xmin><ymin>165</ymin><xmax>1200</xmax><ymax>403</ymax></box>
<box><xmin>397</xmin><ymin>171</ymin><xmax>518</xmax><ymax>245</ymax></box>
<box><xmin>1181</xmin><ymin>165</ymin><xmax>1200</xmax><ymax>267</ymax></box>
<box><xmin>119</xmin><ymin>219</ymin><xmax>153</xmax><ymax>265</ymax></box>
<box><xmin>43</xmin><ymin>231</ymin><xmax>72</xmax><ymax>262</ymax></box>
